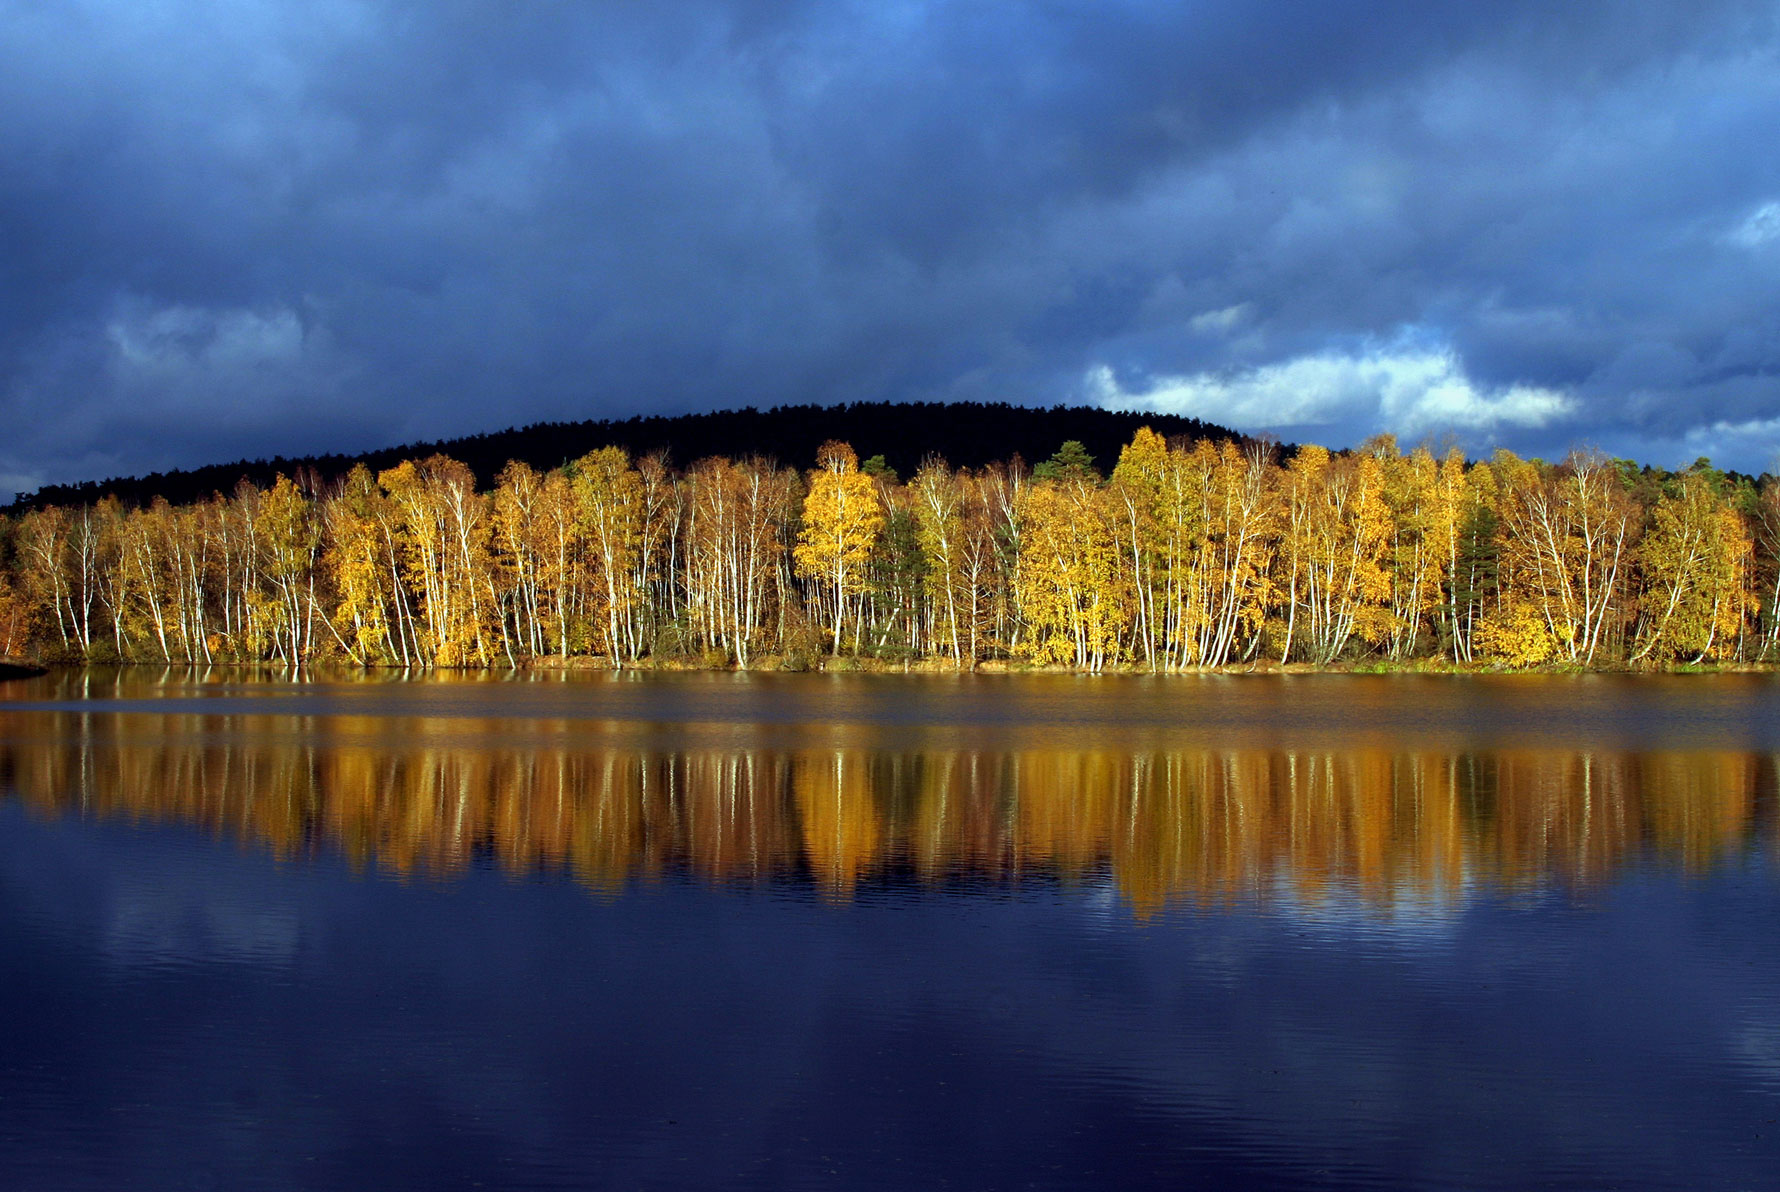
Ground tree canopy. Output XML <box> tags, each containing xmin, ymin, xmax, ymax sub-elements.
<box><xmin>5</xmin><ymin>426</ymin><xmax>1778</xmax><ymax>671</ymax></box>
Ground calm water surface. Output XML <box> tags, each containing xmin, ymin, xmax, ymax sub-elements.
<box><xmin>1</xmin><ymin>670</ymin><xmax>1777</xmax><ymax>1190</ymax></box>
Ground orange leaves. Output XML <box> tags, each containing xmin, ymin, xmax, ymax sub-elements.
<box><xmin>683</xmin><ymin>455</ymin><xmax>798</xmax><ymax>666</ymax></box>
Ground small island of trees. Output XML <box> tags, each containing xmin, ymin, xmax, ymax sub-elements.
<box><xmin>1</xmin><ymin>425</ymin><xmax>1775</xmax><ymax>671</ymax></box>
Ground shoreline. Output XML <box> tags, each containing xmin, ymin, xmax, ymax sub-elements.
<box><xmin>8</xmin><ymin>656</ymin><xmax>1775</xmax><ymax>679</ymax></box>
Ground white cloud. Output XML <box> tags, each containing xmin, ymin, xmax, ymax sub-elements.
<box><xmin>1673</xmin><ymin>415</ymin><xmax>1780</xmax><ymax>473</ymax></box>
<box><xmin>95</xmin><ymin>297</ymin><xmax>358</xmax><ymax>431</ymax></box>
<box><xmin>1088</xmin><ymin>337</ymin><xmax>1574</xmax><ymax>438</ymax></box>
<box><xmin>1729</xmin><ymin>201</ymin><xmax>1780</xmax><ymax>249</ymax></box>
<box><xmin>1188</xmin><ymin>303</ymin><xmax>1253</xmax><ymax>335</ymax></box>
<box><xmin>106</xmin><ymin>302</ymin><xmax>308</xmax><ymax>378</ymax></box>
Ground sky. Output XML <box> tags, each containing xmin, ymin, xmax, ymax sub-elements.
<box><xmin>4</xmin><ymin>0</ymin><xmax>1780</xmax><ymax>501</ymax></box>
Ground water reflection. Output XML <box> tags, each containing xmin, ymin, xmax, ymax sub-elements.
<box><xmin>4</xmin><ymin>674</ymin><xmax>1780</xmax><ymax>1191</ymax></box>
<box><xmin>3</xmin><ymin>699</ymin><xmax>1772</xmax><ymax>913</ymax></box>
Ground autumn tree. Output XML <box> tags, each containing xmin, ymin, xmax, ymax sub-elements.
<box><xmin>683</xmin><ymin>457</ymin><xmax>799</xmax><ymax>665</ymax></box>
<box><xmin>1018</xmin><ymin>456</ymin><xmax>1127</xmax><ymax>670</ymax></box>
<box><xmin>0</xmin><ymin>516</ymin><xmax>33</xmax><ymax>659</ymax></box>
<box><xmin>1630</xmin><ymin>470</ymin><xmax>1752</xmax><ymax>663</ymax></box>
<box><xmin>324</xmin><ymin>464</ymin><xmax>409</xmax><ymax>665</ymax></box>
<box><xmin>1108</xmin><ymin>429</ymin><xmax>1170</xmax><ymax>668</ymax></box>
<box><xmin>1380</xmin><ymin>442</ymin><xmax>1449</xmax><ymax>661</ymax></box>
<box><xmin>13</xmin><ymin>507</ymin><xmax>75</xmax><ymax>654</ymax></box>
<box><xmin>8</xmin><ymin>423</ymin><xmax>1780</xmax><ymax>674</ymax></box>
<box><xmin>1490</xmin><ymin>450</ymin><xmax>1635</xmax><ymax>666</ymax></box>
<box><xmin>1278</xmin><ymin>445</ymin><xmax>1393</xmax><ymax>664</ymax></box>
<box><xmin>1754</xmin><ymin>477</ymin><xmax>1780</xmax><ymax>660</ymax></box>
<box><xmin>862</xmin><ymin>465</ymin><xmax>926</xmax><ymax>659</ymax></box>
<box><xmin>1439</xmin><ymin>454</ymin><xmax>1495</xmax><ymax>663</ymax></box>
<box><xmin>379</xmin><ymin>456</ymin><xmax>494</xmax><ymax>666</ymax></box>
<box><xmin>256</xmin><ymin>476</ymin><xmax>322</xmax><ymax>665</ymax></box>
<box><xmin>1191</xmin><ymin>440</ymin><xmax>1277</xmax><ymax>666</ymax></box>
<box><xmin>794</xmin><ymin>442</ymin><xmax>883</xmax><ymax>654</ymax></box>
<box><xmin>912</xmin><ymin>459</ymin><xmax>971</xmax><ymax>667</ymax></box>
<box><xmin>490</xmin><ymin>461</ymin><xmax>547</xmax><ymax>661</ymax></box>
<box><xmin>573</xmin><ymin>447</ymin><xmax>645</xmax><ymax>665</ymax></box>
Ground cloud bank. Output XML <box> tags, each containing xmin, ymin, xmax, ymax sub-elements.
<box><xmin>1090</xmin><ymin>333</ymin><xmax>1575</xmax><ymax>445</ymax></box>
<box><xmin>4</xmin><ymin>1</ymin><xmax>1780</xmax><ymax>498</ymax></box>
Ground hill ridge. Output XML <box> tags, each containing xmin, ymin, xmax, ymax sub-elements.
<box><xmin>9</xmin><ymin>401</ymin><xmax>1246</xmax><ymax>510</ymax></box>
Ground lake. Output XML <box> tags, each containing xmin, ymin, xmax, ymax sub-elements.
<box><xmin>0</xmin><ymin>670</ymin><xmax>1776</xmax><ymax>1190</ymax></box>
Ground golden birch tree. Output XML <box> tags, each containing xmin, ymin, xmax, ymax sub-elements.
<box><xmin>1491</xmin><ymin>450</ymin><xmax>1635</xmax><ymax>666</ymax></box>
<box><xmin>1017</xmin><ymin>470</ymin><xmax>1127</xmax><ymax>669</ymax></box>
<box><xmin>1631</xmin><ymin>471</ymin><xmax>1752</xmax><ymax>663</ymax></box>
<box><xmin>573</xmin><ymin>447</ymin><xmax>644</xmax><ymax>665</ymax></box>
<box><xmin>794</xmin><ymin>441</ymin><xmax>883</xmax><ymax>654</ymax></box>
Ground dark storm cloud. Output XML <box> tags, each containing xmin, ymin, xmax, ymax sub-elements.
<box><xmin>4</xmin><ymin>0</ymin><xmax>1780</xmax><ymax>499</ymax></box>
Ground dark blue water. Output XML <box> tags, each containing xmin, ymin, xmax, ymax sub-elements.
<box><xmin>1</xmin><ymin>671</ymin><xmax>1777</xmax><ymax>1190</ymax></box>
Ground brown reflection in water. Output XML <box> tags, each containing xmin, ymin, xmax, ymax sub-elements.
<box><xmin>1</xmin><ymin>708</ymin><xmax>1773</xmax><ymax>911</ymax></box>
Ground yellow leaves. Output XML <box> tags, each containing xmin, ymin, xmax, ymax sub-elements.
<box><xmin>1016</xmin><ymin>472</ymin><xmax>1128</xmax><ymax>669</ymax></box>
<box><xmin>794</xmin><ymin>442</ymin><xmax>883</xmax><ymax>591</ymax></box>
<box><xmin>911</xmin><ymin>459</ymin><xmax>968</xmax><ymax>664</ymax></box>
<box><xmin>795</xmin><ymin>441</ymin><xmax>884</xmax><ymax>651</ymax></box>
<box><xmin>1109</xmin><ymin>425</ymin><xmax>1170</xmax><ymax>494</ymax></box>
<box><xmin>1633</xmin><ymin>472</ymin><xmax>1753</xmax><ymax>663</ymax></box>
<box><xmin>572</xmin><ymin>448</ymin><xmax>644</xmax><ymax>547</ymax></box>
<box><xmin>570</xmin><ymin>447</ymin><xmax>648</xmax><ymax>661</ymax></box>
<box><xmin>678</xmin><ymin>455</ymin><xmax>799</xmax><ymax>665</ymax></box>
<box><xmin>5</xmin><ymin>418</ymin><xmax>1774</xmax><ymax>671</ymax></box>
<box><xmin>375</xmin><ymin>455</ymin><xmax>494</xmax><ymax>667</ymax></box>
<box><xmin>1375</xmin><ymin>444</ymin><xmax>1446</xmax><ymax>657</ymax></box>
<box><xmin>322</xmin><ymin>498</ymin><xmax>388</xmax><ymax>663</ymax></box>
<box><xmin>1100</xmin><ymin>428</ymin><xmax>1278</xmax><ymax>667</ymax></box>
<box><xmin>1475</xmin><ymin>598</ymin><xmax>1559</xmax><ymax>666</ymax></box>
<box><xmin>1489</xmin><ymin>449</ymin><xmax>1636</xmax><ymax>665</ymax></box>
<box><xmin>259</xmin><ymin>475</ymin><xmax>314</xmax><ymax>560</ymax></box>
<box><xmin>1291</xmin><ymin>442</ymin><xmax>1331</xmax><ymax>483</ymax></box>
<box><xmin>793</xmin><ymin>752</ymin><xmax>882</xmax><ymax>898</ymax></box>
<box><xmin>1280</xmin><ymin>446</ymin><xmax>1395</xmax><ymax>662</ymax></box>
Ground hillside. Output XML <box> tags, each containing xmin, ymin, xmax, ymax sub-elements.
<box><xmin>8</xmin><ymin>402</ymin><xmax>1247</xmax><ymax>510</ymax></box>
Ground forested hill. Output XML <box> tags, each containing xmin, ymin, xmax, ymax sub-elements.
<box><xmin>9</xmin><ymin>402</ymin><xmax>1246</xmax><ymax>511</ymax></box>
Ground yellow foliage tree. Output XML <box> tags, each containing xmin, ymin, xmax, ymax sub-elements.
<box><xmin>794</xmin><ymin>441</ymin><xmax>883</xmax><ymax>654</ymax></box>
<box><xmin>1017</xmin><ymin>472</ymin><xmax>1127</xmax><ymax>669</ymax></box>
<box><xmin>1280</xmin><ymin>445</ymin><xmax>1393</xmax><ymax>663</ymax></box>
<box><xmin>1493</xmin><ymin>449</ymin><xmax>1634</xmax><ymax>666</ymax></box>
<box><xmin>379</xmin><ymin>456</ymin><xmax>493</xmax><ymax>667</ymax></box>
<box><xmin>1631</xmin><ymin>472</ymin><xmax>1753</xmax><ymax>663</ymax></box>
<box><xmin>573</xmin><ymin>447</ymin><xmax>644</xmax><ymax>665</ymax></box>
<box><xmin>912</xmin><ymin>458</ymin><xmax>971</xmax><ymax>668</ymax></box>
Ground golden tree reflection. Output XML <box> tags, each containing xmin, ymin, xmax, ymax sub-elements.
<box><xmin>1</xmin><ymin>707</ymin><xmax>1772</xmax><ymax>913</ymax></box>
<box><xmin>794</xmin><ymin>752</ymin><xmax>882</xmax><ymax>898</ymax></box>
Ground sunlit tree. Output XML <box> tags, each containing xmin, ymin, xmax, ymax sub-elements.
<box><xmin>794</xmin><ymin>441</ymin><xmax>883</xmax><ymax>654</ymax></box>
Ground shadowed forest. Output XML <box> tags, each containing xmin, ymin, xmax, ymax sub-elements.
<box><xmin>7</xmin><ymin>402</ymin><xmax>1237</xmax><ymax>514</ymax></box>
<box><xmin>2</xmin><ymin>408</ymin><xmax>1778</xmax><ymax>670</ymax></box>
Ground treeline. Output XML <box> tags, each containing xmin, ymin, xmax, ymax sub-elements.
<box><xmin>2</xmin><ymin>428</ymin><xmax>1778</xmax><ymax>670</ymax></box>
<box><xmin>6</xmin><ymin>401</ymin><xmax>1238</xmax><ymax>513</ymax></box>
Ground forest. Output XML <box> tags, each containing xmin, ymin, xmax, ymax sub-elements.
<box><xmin>6</xmin><ymin>401</ymin><xmax>1236</xmax><ymax>513</ymax></box>
<box><xmin>1</xmin><ymin>424</ymin><xmax>1776</xmax><ymax>671</ymax></box>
